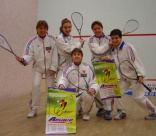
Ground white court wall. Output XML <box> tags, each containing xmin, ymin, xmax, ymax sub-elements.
<box><xmin>0</xmin><ymin>0</ymin><xmax>38</xmax><ymax>99</ymax></box>
<box><xmin>0</xmin><ymin>0</ymin><xmax>156</xmax><ymax>99</ymax></box>
<box><xmin>38</xmin><ymin>0</ymin><xmax>156</xmax><ymax>78</ymax></box>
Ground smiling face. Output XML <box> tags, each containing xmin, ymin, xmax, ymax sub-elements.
<box><xmin>110</xmin><ymin>29</ymin><xmax>122</xmax><ymax>48</ymax></box>
<box><xmin>111</xmin><ymin>35</ymin><xmax>122</xmax><ymax>47</ymax></box>
<box><xmin>37</xmin><ymin>25</ymin><xmax>47</xmax><ymax>37</ymax></box>
<box><xmin>92</xmin><ymin>24</ymin><xmax>103</xmax><ymax>38</ymax></box>
<box><xmin>72</xmin><ymin>51</ymin><xmax>83</xmax><ymax>64</ymax></box>
<box><xmin>61</xmin><ymin>22</ymin><xmax>72</xmax><ymax>36</ymax></box>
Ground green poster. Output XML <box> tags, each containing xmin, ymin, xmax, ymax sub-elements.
<box><xmin>93</xmin><ymin>61</ymin><xmax>121</xmax><ymax>99</ymax></box>
<box><xmin>45</xmin><ymin>88</ymin><xmax>76</xmax><ymax>134</ymax></box>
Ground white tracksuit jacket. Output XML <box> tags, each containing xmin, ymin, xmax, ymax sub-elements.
<box><xmin>88</xmin><ymin>33</ymin><xmax>114</xmax><ymax>111</ymax></box>
<box><xmin>23</xmin><ymin>34</ymin><xmax>58</xmax><ymax>73</ymax></box>
<box><xmin>94</xmin><ymin>40</ymin><xmax>156</xmax><ymax>114</ymax></box>
<box><xmin>56</xmin><ymin>33</ymin><xmax>82</xmax><ymax>80</ymax></box>
<box><xmin>111</xmin><ymin>41</ymin><xmax>146</xmax><ymax>78</ymax></box>
<box><xmin>88</xmin><ymin>33</ymin><xmax>111</xmax><ymax>63</ymax></box>
<box><xmin>22</xmin><ymin>34</ymin><xmax>58</xmax><ymax>109</ymax></box>
<box><xmin>58</xmin><ymin>62</ymin><xmax>99</xmax><ymax>114</ymax></box>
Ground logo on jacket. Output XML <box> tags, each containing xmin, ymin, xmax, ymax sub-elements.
<box><xmin>81</xmin><ymin>70</ymin><xmax>87</xmax><ymax>77</ymax></box>
<box><xmin>46</xmin><ymin>46</ymin><xmax>52</xmax><ymax>53</ymax></box>
<box><xmin>82</xmin><ymin>70</ymin><xmax>86</xmax><ymax>73</ymax></box>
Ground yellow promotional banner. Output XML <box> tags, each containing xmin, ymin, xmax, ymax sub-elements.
<box><xmin>45</xmin><ymin>88</ymin><xmax>76</xmax><ymax>134</ymax></box>
<box><xmin>93</xmin><ymin>61</ymin><xmax>121</xmax><ymax>100</ymax></box>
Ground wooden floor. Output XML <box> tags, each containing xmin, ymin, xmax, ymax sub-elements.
<box><xmin>0</xmin><ymin>92</ymin><xmax>156</xmax><ymax>136</ymax></box>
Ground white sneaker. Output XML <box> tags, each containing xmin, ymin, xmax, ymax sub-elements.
<box><xmin>27</xmin><ymin>109</ymin><xmax>37</xmax><ymax>118</ymax></box>
<box><xmin>83</xmin><ymin>114</ymin><xmax>90</xmax><ymax>121</ymax></box>
<box><xmin>145</xmin><ymin>113</ymin><xmax>156</xmax><ymax>120</ymax></box>
<box><xmin>114</xmin><ymin>110</ymin><xmax>127</xmax><ymax>120</ymax></box>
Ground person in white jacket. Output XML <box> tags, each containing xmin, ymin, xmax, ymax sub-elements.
<box><xmin>58</xmin><ymin>48</ymin><xmax>99</xmax><ymax>121</ymax></box>
<box><xmin>56</xmin><ymin>18</ymin><xmax>85</xmax><ymax>82</ymax></box>
<box><xmin>16</xmin><ymin>20</ymin><xmax>58</xmax><ymax>118</ymax></box>
<box><xmin>88</xmin><ymin>21</ymin><xmax>114</xmax><ymax>120</ymax></box>
<box><xmin>101</xmin><ymin>29</ymin><xmax>156</xmax><ymax>120</ymax></box>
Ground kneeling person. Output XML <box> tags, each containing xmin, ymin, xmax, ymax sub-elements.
<box><xmin>58</xmin><ymin>48</ymin><xmax>99</xmax><ymax>121</ymax></box>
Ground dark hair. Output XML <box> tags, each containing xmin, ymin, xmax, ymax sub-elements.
<box><xmin>60</xmin><ymin>18</ymin><xmax>71</xmax><ymax>33</ymax></box>
<box><xmin>36</xmin><ymin>20</ymin><xmax>48</xmax><ymax>30</ymax></box>
<box><xmin>71</xmin><ymin>48</ymin><xmax>83</xmax><ymax>57</ymax></box>
<box><xmin>91</xmin><ymin>21</ymin><xmax>103</xmax><ymax>30</ymax></box>
<box><xmin>110</xmin><ymin>29</ymin><xmax>122</xmax><ymax>38</ymax></box>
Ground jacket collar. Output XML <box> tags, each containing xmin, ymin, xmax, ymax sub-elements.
<box><xmin>112</xmin><ymin>41</ymin><xmax>125</xmax><ymax>51</ymax></box>
<box><xmin>73</xmin><ymin>62</ymin><xmax>82</xmax><ymax>68</ymax></box>
<box><xmin>61</xmin><ymin>32</ymin><xmax>71</xmax><ymax>38</ymax></box>
<box><xmin>94</xmin><ymin>32</ymin><xmax>105</xmax><ymax>38</ymax></box>
<box><xmin>37</xmin><ymin>34</ymin><xmax>47</xmax><ymax>40</ymax></box>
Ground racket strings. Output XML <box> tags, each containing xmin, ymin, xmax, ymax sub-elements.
<box><xmin>0</xmin><ymin>34</ymin><xmax>16</xmax><ymax>56</ymax></box>
<box><xmin>123</xmin><ymin>20</ymin><xmax>139</xmax><ymax>35</ymax></box>
<box><xmin>66</xmin><ymin>69</ymin><xmax>104</xmax><ymax>106</ymax></box>
<box><xmin>71</xmin><ymin>13</ymin><xmax>83</xmax><ymax>29</ymax></box>
<box><xmin>67</xmin><ymin>69</ymin><xmax>88</xmax><ymax>92</ymax></box>
<box><xmin>119</xmin><ymin>60</ymin><xmax>138</xmax><ymax>80</ymax></box>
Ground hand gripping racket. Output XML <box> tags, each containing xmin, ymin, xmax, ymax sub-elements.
<box><xmin>0</xmin><ymin>34</ymin><xmax>27</xmax><ymax>66</ymax></box>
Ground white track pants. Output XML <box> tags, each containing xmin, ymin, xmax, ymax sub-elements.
<box><xmin>116</xmin><ymin>78</ymin><xmax>156</xmax><ymax>114</ymax></box>
<box><xmin>30</xmin><ymin>69</ymin><xmax>55</xmax><ymax>109</ymax></box>
<box><xmin>76</xmin><ymin>91</ymin><xmax>94</xmax><ymax>115</ymax></box>
<box><xmin>95</xmin><ymin>91</ymin><xmax>114</xmax><ymax>111</ymax></box>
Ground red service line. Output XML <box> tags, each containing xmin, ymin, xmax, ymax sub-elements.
<box><xmin>145</xmin><ymin>79</ymin><xmax>156</xmax><ymax>81</ymax></box>
<box><xmin>73</xmin><ymin>33</ymin><xmax>156</xmax><ymax>38</ymax></box>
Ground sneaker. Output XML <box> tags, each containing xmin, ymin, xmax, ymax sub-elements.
<box><xmin>114</xmin><ymin>110</ymin><xmax>127</xmax><ymax>120</ymax></box>
<box><xmin>96</xmin><ymin>108</ymin><xmax>105</xmax><ymax>117</ymax></box>
<box><xmin>145</xmin><ymin>113</ymin><xmax>156</xmax><ymax>120</ymax></box>
<box><xmin>27</xmin><ymin>109</ymin><xmax>37</xmax><ymax>118</ymax></box>
<box><xmin>83</xmin><ymin>114</ymin><xmax>90</xmax><ymax>121</ymax></box>
<box><xmin>104</xmin><ymin>111</ymin><xmax>112</xmax><ymax>120</ymax></box>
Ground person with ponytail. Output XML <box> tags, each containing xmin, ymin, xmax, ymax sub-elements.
<box><xmin>56</xmin><ymin>18</ymin><xmax>85</xmax><ymax>82</ymax></box>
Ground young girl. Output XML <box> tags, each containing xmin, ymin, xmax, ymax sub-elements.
<box><xmin>102</xmin><ymin>29</ymin><xmax>156</xmax><ymax>120</ymax></box>
<box><xmin>58</xmin><ymin>48</ymin><xmax>99</xmax><ymax>121</ymax></box>
<box><xmin>16</xmin><ymin>20</ymin><xmax>58</xmax><ymax>118</ymax></box>
<box><xmin>88</xmin><ymin>21</ymin><xmax>114</xmax><ymax>120</ymax></box>
<box><xmin>56</xmin><ymin>18</ymin><xmax>85</xmax><ymax>81</ymax></box>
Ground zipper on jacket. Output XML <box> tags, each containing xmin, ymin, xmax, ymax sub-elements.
<box><xmin>78</xmin><ymin>66</ymin><xmax>79</xmax><ymax>92</ymax></box>
<box><xmin>116</xmin><ymin>49</ymin><xmax>121</xmax><ymax>75</ymax></box>
<box><xmin>43</xmin><ymin>40</ymin><xmax>46</xmax><ymax>73</ymax></box>
<box><xmin>116</xmin><ymin>49</ymin><xmax>120</xmax><ymax>64</ymax></box>
<box><xmin>99</xmin><ymin>38</ymin><xmax>100</xmax><ymax>46</ymax></box>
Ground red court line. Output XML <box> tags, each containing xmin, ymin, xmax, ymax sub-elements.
<box><xmin>145</xmin><ymin>79</ymin><xmax>156</xmax><ymax>81</ymax></box>
<box><xmin>73</xmin><ymin>33</ymin><xmax>156</xmax><ymax>38</ymax></box>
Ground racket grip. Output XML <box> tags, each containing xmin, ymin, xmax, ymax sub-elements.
<box><xmin>20</xmin><ymin>58</ymin><xmax>27</xmax><ymax>66</ymax></box>
<box><xmin>142</xmin><ymin>83</ymin><xmax>151</xmax><ymax>92</ymax></box>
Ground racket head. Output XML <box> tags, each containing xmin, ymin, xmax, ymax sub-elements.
<box><xmin>119</xmin><ymin>60</ymin><xmax>138</xmax><ymax>80</ymax></box>
<box><xmin>122</xmin><ymin>19</ymin><xmax>139</xmax><ymax>35</ymax></box>
<box><xmin>71</xmin><ymin>12</ymin><xmax>83</xmax><ymax>36</ymax></box>
<box><xmin>66</xmin><ymin>69</ymin><xmax>87</xmax><ymax>91</ymax></box>
<box><xmin>66</xmin><ymin>69</ymin><xmax>103</xmax><ymax>105</ymax></box>
<box><xmin>0</xmin><ymin>34</ymin><xmax>16</xmax><ymax>56</ymax></box>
